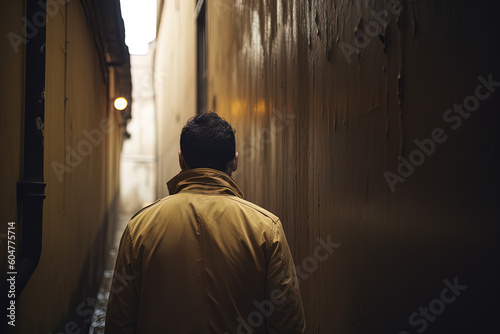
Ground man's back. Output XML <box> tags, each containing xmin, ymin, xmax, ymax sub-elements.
<box><xmin>105</xmin><ymin>169</ymin><xmax>305</xmax><ymax>333</ymax></box>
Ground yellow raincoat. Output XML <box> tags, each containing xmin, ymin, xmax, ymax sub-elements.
<box><xmin>105</xmin><ymin>168</ymin><xmax>305</xmax><ymax>333</ymax></box>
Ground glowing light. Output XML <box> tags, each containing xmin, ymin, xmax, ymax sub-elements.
<box><xmin>120</xmin><ymin>0</ymin><xmax>157</xmax><ymax>55</ymax></box>
<box><xmin>114</xmin><ymin>97</ymin><xmax>128</xmax><ymax>111</ymax></box>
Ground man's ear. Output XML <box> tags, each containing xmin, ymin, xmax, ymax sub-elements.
<box><xmin>179</xmin><ymin>150</ymin><xmax>189</xmax><ymax>170</ymax></box>
<box><xmin>229</xmin><ymin>152</ymin><xmax>238</xmax><ymax>174</ymax></box>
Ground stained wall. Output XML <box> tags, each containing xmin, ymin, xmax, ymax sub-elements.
<box><xmin>1</xmin><ymin>0</ymin><xmax>124</xmax><ymax>332</ymax></box>
<box><xmin>119</xmin><ymin>51</ymin><xmax>158</xmax><ymax>216</ymax></box>
<box><xmin>152</xmin><ymin>0</ymin><xmax>500</xmax><ymax>332</ymax></box>
<box><xmin>154</xmin><ymin>0</ymin><xmax>197</xmax><ymax>196</ymax></box>
<box><xmin>205</xmin><ymin>0</ymin><xmax>500</xmax><ymax>332</ymax></box>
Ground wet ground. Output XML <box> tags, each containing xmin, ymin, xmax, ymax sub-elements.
<box><xmin>88</xmin><ymin>214</ymin><xmax>130</xmax><ymax>334</ymax></box>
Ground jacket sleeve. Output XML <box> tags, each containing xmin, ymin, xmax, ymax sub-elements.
<box><xmin>265</xmin><ymin>219</ymin><xmax>306</xmax><ymax>334</ymax></box>
<box><xmin>104</xmin><ymin>225</ymin><xmax>142</xmax><ymax>334</ymax></box>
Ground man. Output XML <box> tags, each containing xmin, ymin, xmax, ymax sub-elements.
<box><xmin>105</xmin><ymin>112</ymin><xmax>305</xmax><ymax>333</ymax></box>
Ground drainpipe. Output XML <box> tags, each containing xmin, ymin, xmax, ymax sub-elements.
<box><xmin>1</xmin><ymin>0</ymin><xmax>46</xmax><ymax>329</ymax></box>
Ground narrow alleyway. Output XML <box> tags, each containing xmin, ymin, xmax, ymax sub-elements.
<box><xmin>1</xmin><ymin>0</ymin><xmax>500</xmax><ymax>333</ymax></box>
<box><xmin>88</xmin><ymin>213</ymin><xmax>128</xmax><ymax>334</ymax></box>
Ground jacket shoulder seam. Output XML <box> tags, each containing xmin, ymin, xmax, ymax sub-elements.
<box><xmin>226</xmin><ymin>197</ymin><xmax>279</xmax><ymax>223</ymax></box>
<box><xmin>127</xmin><ymin>195</ymin><xmax>176</xmax><ymax>259</ymax></box>
<box><xmin>129</xmin><ymin>195</ymin><xmax>173</xmax><ymax>221</ymax></box>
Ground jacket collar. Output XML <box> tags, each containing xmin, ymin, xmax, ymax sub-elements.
<box><xmin>167</xmin><ymin>168</ymin><xmax>245</xmax><ymax>198</ymax></box>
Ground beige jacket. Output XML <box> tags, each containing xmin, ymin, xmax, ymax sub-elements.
<box><xmin>105</xmin><ymin>168</ymin><xmax>305</xmax><ymax>333</ymax></box>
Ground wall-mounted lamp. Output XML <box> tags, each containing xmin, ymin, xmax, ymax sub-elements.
<box><xmin>113</xmin><ymin>97</ymin><xmax>128</xmax><ymax>111</ymax></box>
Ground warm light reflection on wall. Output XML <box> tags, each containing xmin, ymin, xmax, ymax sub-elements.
<box><xmin>253</xmin><ymin>100</ymin><xmax>266</xmax><ymax>114</ymax></box>
<box><xmin>231</xmin><ymin>99</ymin><xmax>248</xmax><ymax>116</ymax></box>
<box><xmin>229</xmin><ymin>99</ymin><xmax>266</xmax><ymax>116</ymax></box>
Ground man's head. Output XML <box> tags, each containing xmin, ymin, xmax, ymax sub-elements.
<box><xmin>179</xmin><ymin>112</ymin><xmax>238</xmax><ymax>175</ymax></box>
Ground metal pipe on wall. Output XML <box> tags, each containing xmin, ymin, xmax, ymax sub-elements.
<box><xmin>1</xmin><ymin>0</ymin><xmax>47</xmax><ymax>329</ymax></box>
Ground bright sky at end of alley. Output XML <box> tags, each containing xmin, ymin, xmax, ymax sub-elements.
<box><xmin>120</xmin><ymin>0</ymin><xmax>157</xmax><ymax>55</ymax></box>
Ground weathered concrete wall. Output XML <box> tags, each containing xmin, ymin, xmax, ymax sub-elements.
<box><xmin>154</xmin><ymin>0</ymin><xmax>197</xmax><ymax>197</ymax></box>
<box><xmin>1</xmin><ymin>0</ymin><xmax>123</xmax><ymax>332</ymax></box>
<box><xmin>205</xmin><ymin>0</ymin><xmax>500</xmax><ymax>332</ymax></box>
<box><xmin>119</xmin><ymin>51</ymin><xmax>157</xmax><ymax>216</ymax></box>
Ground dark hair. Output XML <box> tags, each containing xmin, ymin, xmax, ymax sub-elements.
<box><xmin>180</xmin><ymin>112</ymin><xmax>236</xmax><ymax>172</ymax></box>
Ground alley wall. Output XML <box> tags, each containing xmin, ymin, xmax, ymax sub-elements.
<box><xmin>1</xmin><ymin>0</ymin><xmax>124</xmax><ymax>332</ymax></box>
<box><xmin>205</xmin><ymin>0</ymin><xmax>500</xmax><ymax>332</ymax></box>
<box><xmin>155</xmin><ymin>0</ymin><xmax>197</xmax><ymax>196</ymax></box>
<box><xmin>152</xmin><ymin>0</ymin><xmax>500</xmax><ymax>332</ymax></box>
